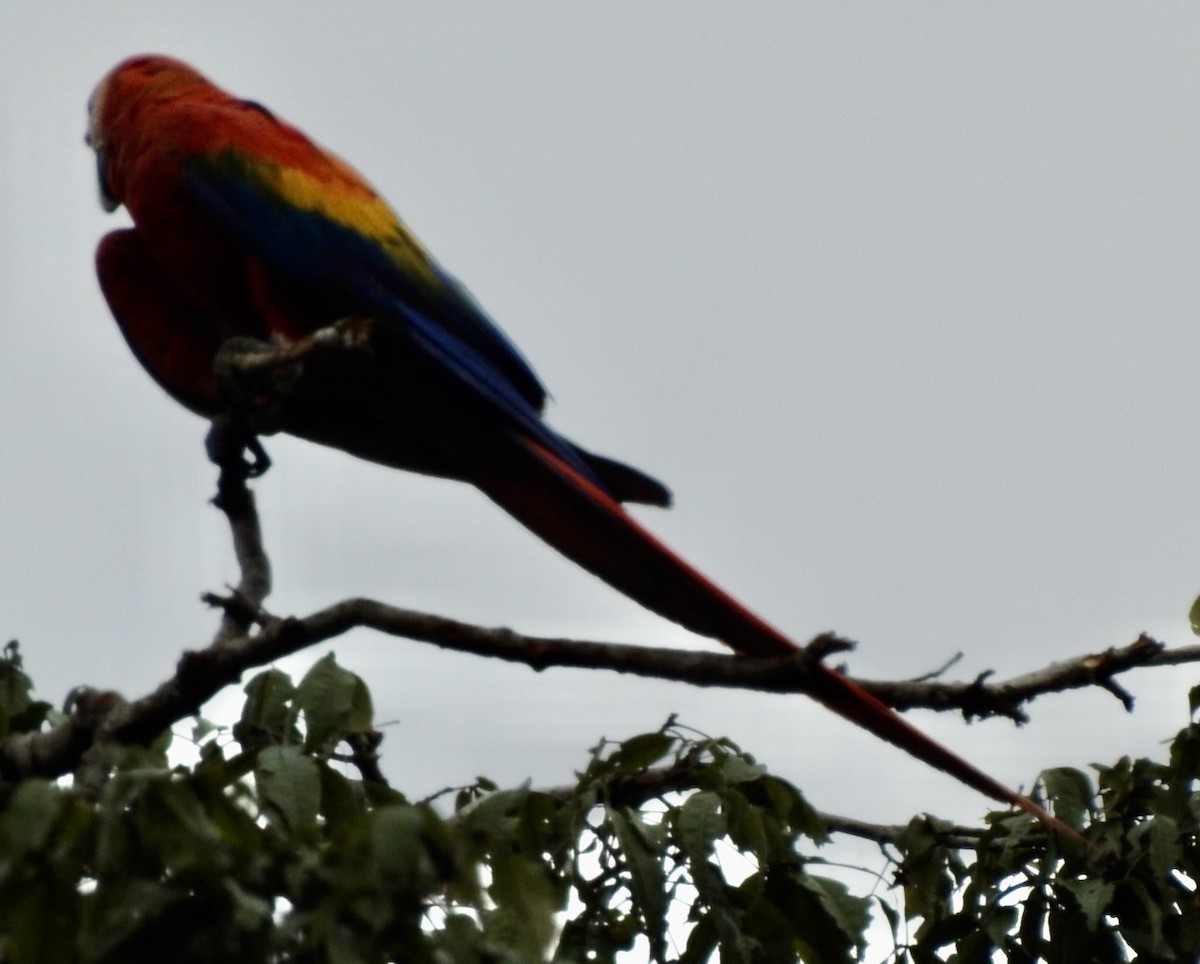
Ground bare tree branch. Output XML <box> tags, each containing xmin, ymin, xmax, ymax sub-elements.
<box><xmin>2</xmin><ymin>581</ymin><xmax>1189</xmax><ymax>787</ymax></box>
<box><xmin>2</xmin><ymin>408</ymin><xmax>1195</xmax><ymax>791</ymax></box>
<box><xmin>207</xmin><ymin>453</ymin><xmax>272</xmax><ymax>645</ymax></box>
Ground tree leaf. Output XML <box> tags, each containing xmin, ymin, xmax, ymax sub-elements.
<box><xmin>0</xmin><ymin>780</ymin><xmax>66</xmax><ymax>856</ymax></box>
<box><xmin>607</xmin><ymin>806</ymin><xmax>668</xmax><ymax>959</ymax></box>
<box><xmin>1058</xmin><ymin>877</ymin><xmax>1115</xmax><ymax>931</ymax></box>
<box><xmin>1038</xmin><ymin>767</ymin><xmax>1093</xmax><ymax>828</ymax></box>
<box><xmin>719</xmin><ymin>754</ymin><xmax>766</xmax><ymax>785</ymax></box>
<box><xmin>724</xmin><ymin>787</ymin><xmax>768</xmax><ymax>857</ymax></box>
<box><xmin>295</xmin><ymin>654</ymin><xmax>373</xmax><ymax>754</ymax></box>
<box><xmin>610</xmin><ymin>732</ymin><xmax>674</xmax><ymax>772</ymax></box>
<box><xmin>462</xmin><ymin>785</ymin><xmax>529</xmax><ymax>849</ymax></box>
<box><xmin>485</xmin><ymin>852</ymin><xmax>560</xmax><ymax>958</ymax></box>
<box><xmin>237</xmin><ymin>668</ymin><xmax>297</xmax><ymax>748</ymax></box>
<box><xmin>1132</xmin><ymin>815</ymin><xmax>1181</xmax><ymax>882</ymax></box>
<box><xmin>256</xmin><ymin>745</ymin><xmax>320</xmax><ymax>832</ymax></box>
<box><xmin>797</xmin><ymin>874</ymin><xmax>870</xmax><ymax>960</ymax></box>
<box><xmin>676</xmin><ymin>791</ymin><xmax>725</xmax><ymax>867</ymax></box>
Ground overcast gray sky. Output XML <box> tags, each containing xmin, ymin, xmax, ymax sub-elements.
<box><xmin>3</xmin><ymin>3</ymin><xmax>1199</xmax><ymax>854</ymax></box>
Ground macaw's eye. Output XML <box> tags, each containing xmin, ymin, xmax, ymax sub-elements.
<box><xmin>95</xmin><ymin>149</ymin><xmax>119</xmax><ymax>212</ymax></box>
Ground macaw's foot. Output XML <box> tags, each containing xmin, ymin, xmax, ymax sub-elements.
<box><xmin>212</xmin><ymin>336</ymin><xmax>305</xmax><ymax>437</ymax></box>
<box><xmin>211</xmin><ymin>321</ymin><xmax>376</xmax><ymax>438</ymax></box>
<box><xmin>206</xmin><ymin>333</ymin><xmax>313</xmax><ymax>480</ymax></box>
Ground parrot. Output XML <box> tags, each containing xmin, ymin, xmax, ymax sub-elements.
<box><xmin>87</xmin><ymin>54</ymin><xmax>1072</xmax><ymax>835</ymax></box>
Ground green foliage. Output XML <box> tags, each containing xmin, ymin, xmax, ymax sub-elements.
<box><xmin>0</xmin><ymin>646</ymin><xmax>853</xmax><ymax>962</ymax></box>
<box><xmin>0</xmin><ymin>638</ymin><xmax>1198</xmax><ymax>961</ymax></box>
<box><xmin>881</xmin><ymin>745</ymin><xmax>1200</xmax><ymax>962</ymax></box>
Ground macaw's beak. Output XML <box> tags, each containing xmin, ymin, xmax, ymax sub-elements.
<box><xmin>94</xmin><ymin>148</ymin><xmax>119</xmax><ymax>212</ymax></box>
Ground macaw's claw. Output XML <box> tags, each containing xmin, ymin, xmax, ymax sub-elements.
<box><xmin>243</xmin><ymin>436</ymin><xmax>272</xmax><ymax>478</ymax></box>
<box><xmin>205</xmin><ymin>413</ymin><xmax>272</xmax><ymax>479</ymax></box>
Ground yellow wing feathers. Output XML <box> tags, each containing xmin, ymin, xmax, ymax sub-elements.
<box><xmin>242</xmin><ymin>152</ymin><xmax>440</xmax><ymax>288</ymax></box>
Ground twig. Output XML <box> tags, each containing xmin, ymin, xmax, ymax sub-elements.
<box><xmin>207</xmin><ymin>457</ymin><xmax>272</xmax><ymax>645</ymax></box>
<box><xmin>909</xmin><ymin>651</ymin><xmax>964</xmax><ymax>683</ymax></box>
<box><xmin>861</xmin><ymin>634</ymin><xmax>1169</xmax><ymax>723</ymax></box>
<box><xmin>335</xmin><ymin>730</ymin><xmax>390</xmax><ymax>788</ymax></box>
<box><xmin>532</xmin><ymin>760</ymin><xmax>1000</xmax><ymax>850</ymax></box>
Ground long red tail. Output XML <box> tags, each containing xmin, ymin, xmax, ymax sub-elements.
<box><xmin>477</xmin><ymin>436</ymin><xmax>1077</xmax><ymax>837</ymax></box>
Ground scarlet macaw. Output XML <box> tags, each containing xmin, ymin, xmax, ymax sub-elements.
<box><xmin>88</xmin><ymin>55</ymin><xmax>1067</xmax><ymax>831</ymax></box>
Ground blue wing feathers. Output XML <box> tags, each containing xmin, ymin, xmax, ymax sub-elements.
<box><xmin>183</xmin><ymin>153</ymin><xmax>610</xmax><ymax>491</ymax></box>
<box><xmin>184</xmin><ymin>154</ymin><xmax>547</xmax><ymax>410</ymax></box>
<box><xmin>360</xmin><ymin>282</ymin><xmax>607</xmax><ymax>486</ymax></box>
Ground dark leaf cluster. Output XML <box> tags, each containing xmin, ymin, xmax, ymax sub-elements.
<box><xmin>0</xmin><ymin>645</ymin><xmax>863</xmax><ymax>962</ymax></box>
<box><xmin>2</xmin><ymin>637</ymin><xmax>1200</xmax><ymax>962</ymax></box>
<box><xmin>879</xmin><ymin>700</ymin><xmax>1200</xmax><ymax>962</ymax></box>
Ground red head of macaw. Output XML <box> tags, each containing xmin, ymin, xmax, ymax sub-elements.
<box><xmin>87</xmin><ymin>54</ymin><xmax>1073</xmax><ymax>833</ymax></box>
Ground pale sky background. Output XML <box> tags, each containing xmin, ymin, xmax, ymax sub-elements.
<box><xmin>3</xmin><ymin>1</ymin><xmax>1200</xmax><ymax>903</ymax></box>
